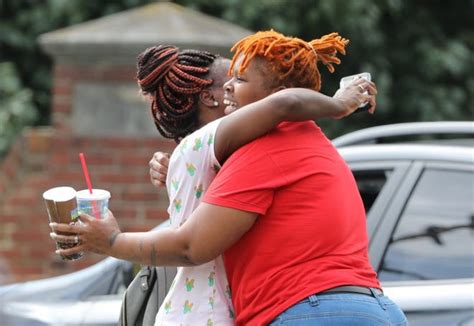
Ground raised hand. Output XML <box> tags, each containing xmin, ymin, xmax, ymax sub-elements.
<box><xmin>333</xmin><ymin>77</ymin><xmax>378</xmax><ymax>118</ymax></box>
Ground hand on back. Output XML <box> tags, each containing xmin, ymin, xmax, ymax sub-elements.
<box><xmin>149</xmin><ymin>151</ymin><xmax>170</xmax><ymax>188</ymax></box>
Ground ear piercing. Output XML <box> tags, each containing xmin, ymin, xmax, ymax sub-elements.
<box><xmin>213</xmin><ymin>101</ymin><xmax>219</xmax><ymax>107</ymax></box>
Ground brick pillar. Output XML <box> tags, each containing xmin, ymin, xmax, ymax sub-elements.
<box><xmin>51</xmin><ymin>64</ymin><xmax>137</xmax><ymax>133</ymax></box>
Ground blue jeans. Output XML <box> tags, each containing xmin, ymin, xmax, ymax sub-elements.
<box><xmin>269</xmin><ymin>290</ymin><xmax>408</xmax><ymax>325</ymax></box>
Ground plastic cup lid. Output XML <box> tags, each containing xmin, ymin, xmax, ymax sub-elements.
<box><xmin>76</xmin><ymin>189</ymin><xmax>111</xmax><ymax>200</ymax></box>
<box><xmin>43</xmin><ymin>187</ymin><xmax>76</xmax><ymax>201</ymax></box>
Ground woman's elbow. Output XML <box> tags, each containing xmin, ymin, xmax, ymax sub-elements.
<box><xmin>183</xmin><ymin>244</ymin><xmax>216</xmax><ymax>266</ymax></box>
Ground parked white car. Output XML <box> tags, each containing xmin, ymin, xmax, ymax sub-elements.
<box><xmin>1</xmin><ymin>122</ymin><xmax>473</xmax><ymax>325</ymax></box>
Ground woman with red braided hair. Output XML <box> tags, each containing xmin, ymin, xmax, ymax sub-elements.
<box><xmin>136</xmin><ymin>45</ymin><xmax>223</xmax><ymax>142</ymax></box>
<box><xmin>50</xmin><ymin>30</ymin><xmax>406</xmax><ymax>325</ymax></box>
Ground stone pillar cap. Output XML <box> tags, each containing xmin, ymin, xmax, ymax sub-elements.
<box><xmin>39</xmin><ymin>2</ymin><xmax>253</xmax><ymax>63</ymax></box>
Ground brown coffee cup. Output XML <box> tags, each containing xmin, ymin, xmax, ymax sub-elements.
<box><xmin>43</xmin><ymin>187</ymin><xmax>83</xmax><ymax>261</ymax></box>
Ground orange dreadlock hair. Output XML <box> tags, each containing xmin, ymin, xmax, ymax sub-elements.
<box><xmin>229</xmin><ymin>30</ymin><xmax>349</xmax><ymax>91</ymax></box>
<box><xmin>136</xmin><ymin>45</ymin><xmax>217</xmax><ymax>143</ymax></box>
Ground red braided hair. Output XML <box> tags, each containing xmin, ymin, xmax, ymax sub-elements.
<box><xmin>136</xmin><ymin>45</ymin><xmax>217</xmax><ymax>142</ymax></box>
<box><xmin>229</xmin><ymin>30</ymin><xmax>349</xmax><ymax>91</ymax></box>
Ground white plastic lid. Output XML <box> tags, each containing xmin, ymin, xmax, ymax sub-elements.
<box><xmin>76</xmin><ymin>189</ymin><xmax>111</xmax><ymax>200</ymax></box>
<box><xmin>43</xmin><ymin>187</ymin><xmax>76</xmax><ymax>201</ymax></box>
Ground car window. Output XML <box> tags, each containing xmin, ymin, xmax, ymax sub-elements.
<box><xmin>353</xmin><ymin>169</ymin><xmax>393</xmax><ymax>214</ymax></box>
<box><xmin>378</xmin><ymin>168</ymin><xmax>474</xmax><ymax>281</ymax></box>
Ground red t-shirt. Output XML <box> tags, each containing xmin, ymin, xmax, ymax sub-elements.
<box><xmin>203</xmin><ymin>121</ymin><xmax>380</xmax><ymax>326</ymax></box>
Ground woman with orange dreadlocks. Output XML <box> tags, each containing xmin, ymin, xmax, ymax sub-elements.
<box><xmin>205</xmin><ymin>30</ymin><xmax>405</xmax><ymax>325</ymax></box>
<box><xmin>50</xmin><ymin>30</ymin><xmax>406</xmax><ymax>325</ymax></box>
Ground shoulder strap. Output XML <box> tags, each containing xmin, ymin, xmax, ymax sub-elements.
<box><xmin>119</xmin><ymin>265</ymin><xmax>157</xmax><ymax>326</ymax></box>
<box><xmin>140</xmin><ymin>266</ymin><xmax>178</xmax><ymax>326</ymax></box>
<box><xmin>157</xmin><ymin>266</ymin><xmax>178</xmax><ymax>304</ymax></box>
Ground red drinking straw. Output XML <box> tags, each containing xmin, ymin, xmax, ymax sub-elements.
<box><xmin>79</xmin><ymin>153</ymin><xmax>100</xmax><ymax>219</ymax></box>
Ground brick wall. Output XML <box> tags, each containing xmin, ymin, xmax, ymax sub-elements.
<box><xmin>0</xmin><ymin>62</ymin><xmax>176</xmax><ymax>283</ymax></box>
<box><xmin>0</xmin><ymin>127</ymin><xmax>175</xmax><ymax>283</ymax></box>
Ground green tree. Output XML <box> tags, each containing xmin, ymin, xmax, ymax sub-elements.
<box><xmin>0</xmin><ymin>0</ymin><xmax>472</xmax><ymax>156</ymax></box>
<box><xmin>0</xmin><ymin>0</ymin><xmax>150</xmax><ymax>158</ymax></box>
<box><xmin>176</xmin><ymin>0</ymin><xmax>474</xmax><ymax>137</ymax></box>
<box><xmin>0</xmin><ymin>62</ymin><xmax>37</xmax><ymax>157</ymax></box>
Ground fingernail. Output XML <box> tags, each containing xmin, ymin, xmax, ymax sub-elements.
<box><xmin>55</xmin><ymin>250</ymin><xmax>60</xmax><ymax>254</ymax></box>
<box><xmin>49</xmin><ymin>232</ymin><xmax>54</xmax><ymax>238</ymax></box>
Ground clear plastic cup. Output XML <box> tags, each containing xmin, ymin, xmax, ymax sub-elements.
<box><xmin>76</xmin><ymin>189</ymin><xmax>111</xmax><ymax>219</ymax></box>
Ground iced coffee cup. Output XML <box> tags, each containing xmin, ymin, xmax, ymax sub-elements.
<box><xmin>43</xmin><ymin>186</ymin><xmax>83</xmax><ymax>261</ymax></box>
<box><xmin>76</xmin><ymin>189</ymin><xmax>111</xmax><ymax>219</ymax></box>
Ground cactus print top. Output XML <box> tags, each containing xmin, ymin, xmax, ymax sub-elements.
<box><xmin>154</xmin><ymin>118</ymin><xmax>234</xmax><ymax>326</ymax></box>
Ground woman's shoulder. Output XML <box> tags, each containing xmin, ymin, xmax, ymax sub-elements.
<box><xmin>184</xmin><ymin>117</ymin><xmax>224</xmax><ymax>143</ymax></box>
<box><xmin>170</xmin><ymin>117</ymin><xmax>224</xmax><ymax>164</ymax></box>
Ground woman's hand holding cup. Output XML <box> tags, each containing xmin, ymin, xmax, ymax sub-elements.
<box><xmin>50</xmin><ymin>210</ymin><xmax>121</xmax><ymax>256</ymax></box>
